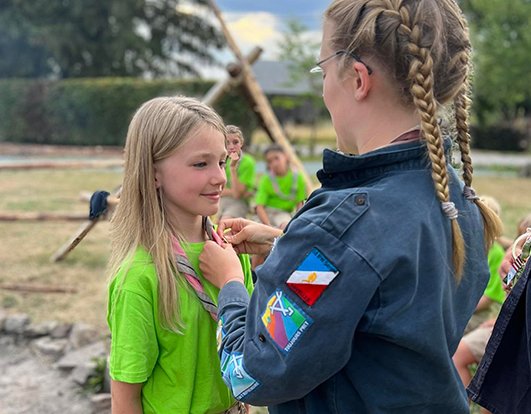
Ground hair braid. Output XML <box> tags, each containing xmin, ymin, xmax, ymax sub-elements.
<box><xmin>400</xmin><ymin>4</ymin><xmax>465</xmax><ymax>279</ymax></box>
<box><xmin>453</xmin><ymin>39</ymin><xmax>503</xmax><ymax>250</ymax></box>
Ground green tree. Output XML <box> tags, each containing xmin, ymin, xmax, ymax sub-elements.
<box><xmin>276</xmin><ymin>19</ymin><xmax>324</xmax><ymax>156</ymax></box>
<box><xmin>462</xmin><ymin>0</ymin><xmax>531</xmax><ymax>123</ymax></box>
<box><xmin>0</xmin><ymin>0</ymin><xmax>225</xmax><ymax>78</ymax></box>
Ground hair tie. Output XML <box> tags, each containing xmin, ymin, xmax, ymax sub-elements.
<box><xmin>463</xmin><ymin>186</ymin><xmax>479</xmax><ymax>201</ymax></box>
<box><xmin>442</xmin><ymin>201</ymin><xmax>459</xmax><ymax>220</ymax></box>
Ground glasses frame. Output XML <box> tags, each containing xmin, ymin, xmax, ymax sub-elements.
<box><xmin>310</xmin><ymin>50</ymin><xmax>373</xmax><ymax>75</ymax></box>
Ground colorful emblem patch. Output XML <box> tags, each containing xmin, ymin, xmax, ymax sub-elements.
<box><xmin>261</xmin><ymin>290</ymin><xmax>313</xmax><ymax>352</ymax></box>
<box><xmin>220</xmin><ymin>351</ymin><xmax>260</xmax><ymax>399</ymax></box>
<box><xmin>286</xmin><ymin>248</ymin><xmax>340</xmax><ymax>306</ymax></box>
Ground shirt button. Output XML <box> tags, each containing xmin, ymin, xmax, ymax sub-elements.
<box><xmin>355</xmin><ymin>195</ymin><xmax>366</xmax><ymax>205</ymax></box>
<box><xmin>258</xmin><ymin>334</ymin><xmax>266</xmax><ymax>342</ymax></box>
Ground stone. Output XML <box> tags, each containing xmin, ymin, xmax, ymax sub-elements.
<box><xmin>31</xmin><ymin>337</ymin><xmax>68</xmax><ymax>360</ymax></box>
<box><xmin>90</xmin><ymin>393</ymin><xmax>111</xmax><ymax>413</ymax></box>
<box><xmin>68</xmin><ymin>323</ymin><xmax>100</xmax><ymax>349</ymax></box>
<box><xmin>56</xmin><ymin>341</ymin><xmax>106</xmax><ymax>371</ymax></box>
<box><xmin>70</xmin><ymin>362</ymin><xmax>97</xmax><ymax>386</ymax></box>
<box><xmin>50</xmin><ymin>322</ymin><xmax>73</xmax><ymax>339</ymax></box>
<box><xmin>24</xmin><ymin>321</ymin><xmax>59</xmax><ymax>338</ymax></box>
<box><xmin>4</xmin><ymin>314</ymin><xmax>30</xmax><ymax>335</ymax></box>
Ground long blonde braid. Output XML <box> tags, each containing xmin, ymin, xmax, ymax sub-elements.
<box><xmin>452</xmin><ymin>16</ymin><xmax>503</xmax><ymax>250</ymax></box>
<box><xmin>396</xmin><ymin>1</ymin><xmax>465</xmax><ymax>279</ymax></box>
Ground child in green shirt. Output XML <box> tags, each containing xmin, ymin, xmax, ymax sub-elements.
<box><xmin>107</xmin><ymin>96</ymin><xmax>253</xmax><ymax>414</ymax></box>
<box><xmin>219</xmin><ymin>125</ymin><xmax>256</xmax><ymax>220</ymax></box>
<box><xmin>255</xmin><ymin>144</ymin><xmax>307</xmax><ymax>230</ymax></box>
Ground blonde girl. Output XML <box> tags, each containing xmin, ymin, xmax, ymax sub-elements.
<box><xmin>107</xmin><ymin>96</ymin><xmax>252</xmax><ymax>414</ymax></box>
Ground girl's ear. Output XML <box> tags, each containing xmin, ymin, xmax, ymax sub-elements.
<box><xmin>352</xmin><ymin>61</ymin><xmax>372</xmax><ymax>101</ymax></box>
<box><xmin>154</xmin><ymin>167</ymin><xmax>161</xmax><ymax>189</ymax></box>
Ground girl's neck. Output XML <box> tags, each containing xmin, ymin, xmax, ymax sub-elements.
<box><xmin>169</xmin><ymin>215</ymin><xmax>205</xmax><ymax>243</ymax></box>
<box><xmin>355</xmin><ymin>114</ymin><xmax>419</xmax><ymax>155</ymax></box>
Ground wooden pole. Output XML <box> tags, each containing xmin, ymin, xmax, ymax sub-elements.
<box><xmin>0</xmin><ymin>283</ymin><xmax>77</xmax><ymax>294</ymax></box>
<box><xmin>207</xmin><ymin>0</ymin><xmax>315</xmax><ymax>193</ymax></box>
<box><xmin>203</xmin><ymin>46</ymin><xmax>263</xmax><ymax>106</ymax></box>
<box><xmin>0</xmin><ymin>212</ymin><xmax>88</xmax><ymax>221</ymax></box>
<box><xmin>0</xmin><ymin>159</ymin><xmax>123</xmax><ymax>171</ymax></box>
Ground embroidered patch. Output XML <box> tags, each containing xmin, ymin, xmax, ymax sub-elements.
<box><xmin>220</xmin><ymin>351</ymin><xmax>260</xmax><ymax>399</ymax></box>
<box><xmin>261</xmin><ymin>290</ymin><xmax>313</xmax><ymax>352</ymax></box>
<box><xmin>286</xmin><ymin>247</ymin><xmax>340</xmax><ymax>305</ymax></box>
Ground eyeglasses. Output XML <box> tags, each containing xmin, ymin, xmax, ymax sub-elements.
<box><xmin>310</xmin><ymin>50</ymin><xmax>373</xmax><ymax>75</ymax></box>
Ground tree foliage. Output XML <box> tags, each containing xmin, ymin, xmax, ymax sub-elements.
<box><xmin>0</xmin><ymin>0</ymin><xmax>225</xmax><ymax>78</ymax></box>
<box><xmin>462</xmin><ymin>0</ymin><xmax>531</xmax><ymax>123</ymax></box>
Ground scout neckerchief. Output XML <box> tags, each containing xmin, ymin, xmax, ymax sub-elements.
<box><xmin>171</xmin><ymin>217</ymin><xmax>224</xmax><ymax>321</ymax></box>
<box><xmin>268</xmin><ymin>170</ymin><xmax>299</xmax><ymax>202</ymax></box>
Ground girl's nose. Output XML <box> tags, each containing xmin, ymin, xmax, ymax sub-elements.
<box><xmin>212</xmin><ymin>164</ymin><xmax>227</xmax><ymax>186</ymax></box>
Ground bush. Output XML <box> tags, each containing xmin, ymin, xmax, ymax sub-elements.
<box><xmin>471</xmin><ymin>124</ymin><xmax>529</xmax><ymax>152</ymax></box>
<box><xmin>0</xmin><ymin>78</ymin><xmax>256</xmax><ymax>146</ymax></box>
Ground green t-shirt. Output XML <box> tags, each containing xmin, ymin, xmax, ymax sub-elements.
<box><xmin>225</xmin><ymin>153</ymin><xmax>256</xmax><ymax>199</ymax></box>
<box><xmin>255</xmin><ymin>170</ymin><xmax>307</xmax><ymax>213</ymax></box>
<box><xmin>107</xmin><ymin>243</ymin><xmax>253</xmax><ymax>414</ymax></box>
<box><xmin>483</xmin><ymin>241</ymin><xmax>505</xmax><ymax>304</ymax></box>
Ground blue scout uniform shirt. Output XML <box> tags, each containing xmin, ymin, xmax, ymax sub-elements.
<box><xmin>217</xmin><ymin>139</ymin><xmax>490</xmax><ymax>413</ymax></box>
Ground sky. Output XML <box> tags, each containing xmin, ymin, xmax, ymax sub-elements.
<box><xmin>190</xmin><ymin>0</ymin><xmax>331</xmax><ymax>78</ymax></box>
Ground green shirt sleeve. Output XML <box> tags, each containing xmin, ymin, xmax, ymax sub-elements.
<box><xmin>108</xmin><ymin>266</ymin><xmax>159</xmax><ymax>383</ymax></box>
<box><xmin>483</xmin><ymin>242</ymin><xmax>506</xmax><ymax>303</ymax></box>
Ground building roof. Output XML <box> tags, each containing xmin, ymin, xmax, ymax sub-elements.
<box><xmin>252</xmin><ymin>60</ymin><xmax>317</xmax><ymax>96</ymax></box>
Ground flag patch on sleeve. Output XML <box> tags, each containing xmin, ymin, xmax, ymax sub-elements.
<box><xmin>261</xmin><ymin>290</ymin><xmax>313</xmax><ymax>353</ymax></box>
<box><xmin>286</xmin><ymin>247</ymin><xmax>340</xmax><ymax>306</ymax></box>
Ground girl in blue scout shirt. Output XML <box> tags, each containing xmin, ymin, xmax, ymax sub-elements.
<box><xmin>106</xmin><ymin>96</ymin><xmax>253</xmax><ymax>414</ymax></box>
<box><xmin>255</xmin><ymin>144</ymin><xmax>307</xmax><ymax>230</ymax></box>
<box><xmin>198</xmin><ymin>0</ymin><xmax>502</xmax><ymax>413</ymax></box>
<box><xmin>219</xmin><ymin>125</ymin><xmax>256</xmax><ymax>221</ymax></box>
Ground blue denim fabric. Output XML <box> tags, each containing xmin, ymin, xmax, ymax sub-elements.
<box><xmin>218</xmin><ymin>139</ymin><xmax>489</xmax><ymax>413</ymax></box>
<box><xmin>467</xmin><ymin>259</ymin><xmax>531</xmax><ymax>413</ymax></box>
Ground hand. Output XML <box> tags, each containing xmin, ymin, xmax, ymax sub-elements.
<box><xmin>229</xmin><ymin>152</ymin><xmax>239</xmax><ymax>169</ymax></box>
<box><xmin>199</xmin><ymin>241</ymin><xmax>244</xmax><ymax>289</ymax></box>
<box><xmin>217</xmin><ymin>218</ymin><xmax>283</xmax><ymax>255</ymax></box>
<box><xmin>479</xmin><ymin>318</ymin><xmax>496</xmax><ymax>329</ymax></box>
<box><xmin>499</xmin><ymin>245</ymin><xmax>521</xmax><ymax>292</ymax></box>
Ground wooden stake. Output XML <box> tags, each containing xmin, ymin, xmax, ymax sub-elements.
<box><xmin>0</xmin><ymin>159</ymin><xmax>123</xmax><ymax>171</ymax></box>
<box><xmin>0</xmin><ymin>212</ymin><xmax>88</xmax><ymax>221</ymax></box>
<box><xmin>0</xmin><ymin>283</ymin><xmax>77</xmax><ymax>294</ymax></box>
<box><xmin>208</xmin><ymin>0</ymin><xmax>315</xmax><ymax>193</ymax></box>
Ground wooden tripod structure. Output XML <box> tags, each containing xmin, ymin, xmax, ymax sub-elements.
<box><xmin>50</xmin><ymin>0</ymin><xmax>314</xmax><ymax>262</ymax></box>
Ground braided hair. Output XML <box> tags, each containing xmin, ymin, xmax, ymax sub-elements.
<box><xmin>325</xmin><ymin>0</ymin><xmax>502</xmax><ymax>280</ymax></box>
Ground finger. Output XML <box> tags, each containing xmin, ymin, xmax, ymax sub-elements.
<box><xmin>217</xmin><ymin>218</ymin><xmax>234</xmax><ymax>236</ymax></box>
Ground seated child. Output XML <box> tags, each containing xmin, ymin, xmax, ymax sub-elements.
<box><xmin>254</xmin><ymin>143</ymin><xmax>307</xmax><ymax>230</ymax></box>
